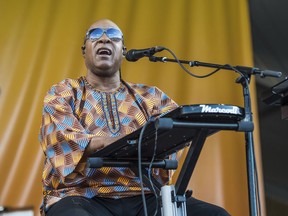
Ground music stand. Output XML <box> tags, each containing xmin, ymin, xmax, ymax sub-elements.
<box><xmin>262</xmin><ymin>77</ymin><xmax>288</xmax><ymax>119</ymax></box>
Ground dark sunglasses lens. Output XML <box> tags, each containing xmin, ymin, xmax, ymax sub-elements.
<box><xmin>106</xmin><ymin>28</ymin><xmax>122</xmax><ymax>41</ymax></box>
<box><xmin>88</xmin><ymin>28</ymin><xmax>122</xmax><ymax>41</ymax></box>
<box><xmin>89</xmin><ymin>28</ymin><xmax>104</xmax><ymax>40</ymax></box>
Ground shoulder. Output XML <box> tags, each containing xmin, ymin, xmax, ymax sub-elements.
<box><xmin>125</xmin><ymin>81</ymin><xmax>164</xmax><ymax>95</ymax></box>
<box><xmin>43</xmin><ymin>77</ymin><xmax>85</xmax><ymax>105</ymax></box>
<box><xmin>47</xmin><ymin>77</ymin><xmax>84</xmax><ymax>96</ymax></box>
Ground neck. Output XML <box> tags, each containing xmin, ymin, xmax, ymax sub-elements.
<box><xmin>85</xmin><ymin>71</ymin><xmax>121</xmax><ymax>92</ymax></box>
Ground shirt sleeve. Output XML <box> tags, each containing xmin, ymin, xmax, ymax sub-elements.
<box><xmin>39</xmin><ymin>83</ymin><xmax>94</xmax><ymax>182</ymax></box>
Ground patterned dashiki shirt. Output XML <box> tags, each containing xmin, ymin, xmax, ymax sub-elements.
<box><xmin>39</xmin><ymin>76</ymin><xmax>178</xmax><ymax>214</ymax></box>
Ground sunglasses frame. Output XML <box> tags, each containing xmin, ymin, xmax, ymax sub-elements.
<box><xmin>86</xmin><ymin>28</ymin><xmax>123</xmax><ymax>42</ymax></box>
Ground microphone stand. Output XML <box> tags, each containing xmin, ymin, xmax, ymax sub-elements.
<box><xmin>149</xmin><ymin>56</ymin><xmax>282</xmax><ymax>78</ymax></box>
<box><xmin>149</xmin><ymin>56</ymin><xmax>282</xmax><ymax>216</ymax></box>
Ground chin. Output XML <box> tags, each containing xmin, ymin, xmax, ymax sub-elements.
<box><xmin>93</xmin><ymin>70</ymin><xmax>118</xmax><ymax>78</ymax></box>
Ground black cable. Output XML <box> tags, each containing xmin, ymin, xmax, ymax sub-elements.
<box><xmin>254</xmin><ymin>159</ymin><xmax>262</xmax><ymax>216</ymax></box>
<box><xmin>148</xmin><ymin>123</ymin><xmax>159</xmax><ymax>216</ymax></box>
<box><xmin>138</xmin><ymin>118</ymin><xmax>154</xmax><ymax>216</ymax></box>
<box><xmin>161</xmin><ymin>47</ymin><xmax>222</xmax><ymax>78</ymax></box>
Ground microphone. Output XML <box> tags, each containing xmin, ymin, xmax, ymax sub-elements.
<box><xmin>125</xmin><ymin>46</ymin><xmax>164</xmax><ymax>62</ymax></box>
<box><xmin>235</xmin><ymin>66</ymin><xmax>282</xmax><ymax>78</ymax></box>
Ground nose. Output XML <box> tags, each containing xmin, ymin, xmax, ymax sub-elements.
<box><xmin>97</xmin><ymin>33</ymin><xmax>111</xmax><ymax>43</ymax></box>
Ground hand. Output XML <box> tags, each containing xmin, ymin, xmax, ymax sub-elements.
<box><xmin>85</xmin><ymin>135</ymin><xmax>125</xmax><ymax>155</ymax></box>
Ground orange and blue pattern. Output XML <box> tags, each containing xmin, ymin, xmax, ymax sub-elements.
<box><xmin>39</xmin><ymin>76</ymin><xmax>178</xmax><ymax>214</ymax></box>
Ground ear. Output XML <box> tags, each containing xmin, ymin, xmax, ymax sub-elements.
<box><xmin>81</xmin><ymin>45</ymin><xmax>86</xmax><ymax>56</ymax></box>
<box><xmin>122</xmin><ymin>46</ymin><xmax>127</xmax><ymax>56</ymax></box>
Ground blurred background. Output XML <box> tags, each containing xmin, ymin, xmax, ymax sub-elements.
<box><xmin>0</xmin><ymin>0</ymin><xmax>287</xmax><ymax>215</ymax></box>
<box><xmin>249</xmin><ymin>0</ymin><xmax>288</xmax><ymax>215</ymax></box>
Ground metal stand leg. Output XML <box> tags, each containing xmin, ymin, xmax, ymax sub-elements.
<box><xmin>161</xmin><ymin>185</ymin><xmax>187</xmax><ymax>216</ymax></box>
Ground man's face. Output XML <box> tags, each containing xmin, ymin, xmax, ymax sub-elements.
<box><xmin>83</xmin><ymin>19</ymin><xmax>124</xmax><ymax>77</ymax></box>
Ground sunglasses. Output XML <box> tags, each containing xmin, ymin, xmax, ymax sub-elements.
<box><xmin>86</xmin><ymin>28</ymin><xmax>123</xmax><ymax>42</ymax></box>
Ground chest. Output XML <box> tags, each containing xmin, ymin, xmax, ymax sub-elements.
<box><xmin>73</xmin><ymin>90</ymin><xmax>149</xmax><ymax>135</ymax></box>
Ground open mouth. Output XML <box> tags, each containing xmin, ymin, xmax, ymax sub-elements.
<box><xmin>96</xmin><ymin>48</ymin><xmax>112</xmax><ymax>56</ymax></box>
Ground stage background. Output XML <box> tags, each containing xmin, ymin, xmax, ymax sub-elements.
<box><xmin>0</xmin><ymin>0</ymin><xmax>265</xmax><ymax>215</ymax></box>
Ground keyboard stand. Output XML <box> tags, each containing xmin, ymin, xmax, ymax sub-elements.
<box><xmin>88</xmin><ymin>106</ymin><xmax>253</xmax><ymax>216</ymax></box>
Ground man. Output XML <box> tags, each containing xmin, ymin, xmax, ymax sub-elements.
<box><xmin>39</xmin><ymin>18</ymin><xmax>230</xmax><ymax>216</ymax></box>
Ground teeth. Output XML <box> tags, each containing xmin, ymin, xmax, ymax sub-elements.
<box><xmin>97</xmin><ymin>48</ymin><xmax>111</xmax><ymax>55</ymax></box>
